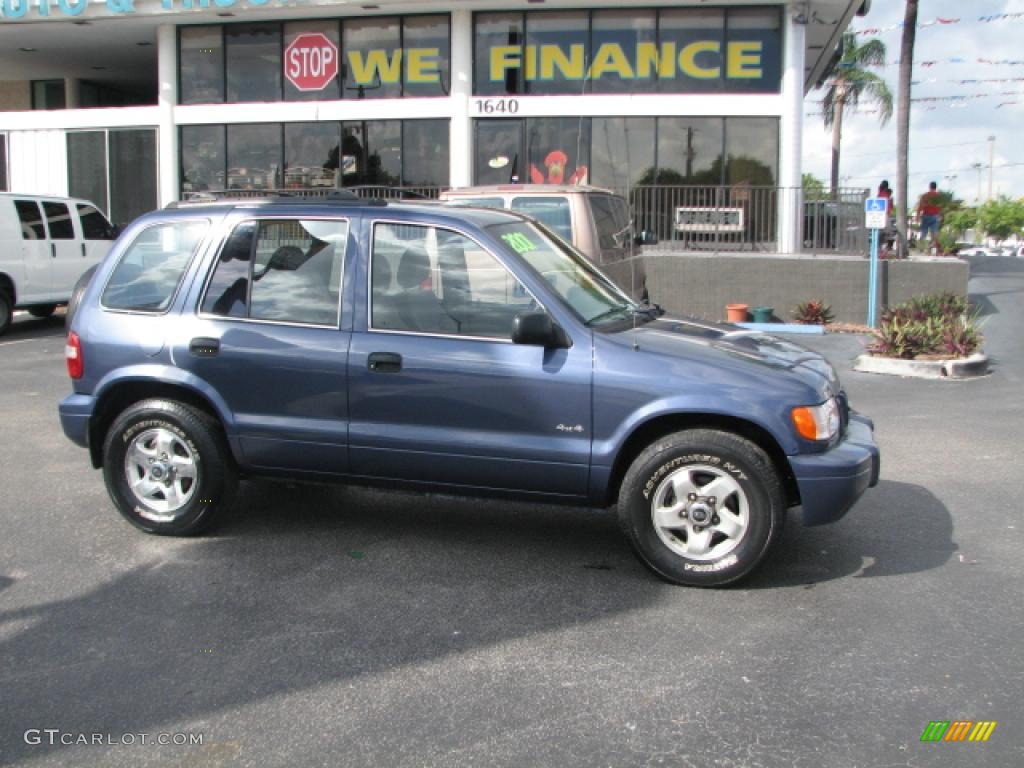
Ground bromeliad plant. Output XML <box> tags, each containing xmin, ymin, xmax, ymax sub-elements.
<box><xmin>867</xmin><ymin>292</ymin><xmax>982</xmax><ymax>359</ymax></box>
<box><xmin>792</xmin><ymin>300</ymin><xmax>835</xmax><ymax>325</ymax></box>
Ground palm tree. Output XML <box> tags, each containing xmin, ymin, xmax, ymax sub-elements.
<box><xmin>821</xmin><ymin>32</ymin><xmax>894</xmax><ymax>194</ymax></box>
<box><xmin>896</xmin><ymin>0</ymin><xmax>919</xmax><ymax>257</ymax></box>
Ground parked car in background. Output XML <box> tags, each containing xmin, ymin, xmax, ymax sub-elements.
<box><xmin>0</xmin><ymin>193</ymin><xmax>117</xmax><ymax>335</ymax></box>
<box><xmin>440</xmin><ymin>184</ymin><xmax>649</xmax><ymax>301</ymax></box>
<box><xmin>957</xmin><ymin>245</ymin><xmax>1001</xmax><ymax>258</ymax></box>
<box><xmin>59</xmin><ymin>194</ymin><xmax>879</xmax><ymax>587</ymax></box>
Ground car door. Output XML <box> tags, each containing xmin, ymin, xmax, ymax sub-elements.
<box><xmin>40</xmin><ymin>200</ymin><xmax>82</xmax><ymax>295</ymax></box>
<box><xmin>173</xmin><ymin>215</ymin><xmax>354</xmax><ymax>473</ymax></box>
<box><xmin>347</xmin><ymin>219</ymin><xmax>592</xmax><ymax>497</ymax></box>
<box><xmin>11</xmin><ymin>199</ymin><xmax>51</xmax><ymax>302</ymax></box>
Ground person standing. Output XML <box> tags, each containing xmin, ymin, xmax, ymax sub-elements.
<box><xmin>877</xmin><ymin>180</ymin><xmax>896</xmax><ymax>254</ymax></box>
<box><xmin>917</xmin><ymin>181</ymin><xmax>943</xmax><ymax>252</ymax></box>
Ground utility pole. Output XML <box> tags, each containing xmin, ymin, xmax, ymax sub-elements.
<box><xmin>971</xmin><ymin>162</ymin><xmax>983</xmax><ymax>203</ymax></box>
<box><xmin>987</xmin><ymin>135</ymin><xmax>995</xmax><ymax>201</ymax></box>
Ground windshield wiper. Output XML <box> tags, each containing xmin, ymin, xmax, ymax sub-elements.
<box><xmin>585</xmin><ymin>305</ymin><xmax>634</xmax><ymax>326</ymax></box>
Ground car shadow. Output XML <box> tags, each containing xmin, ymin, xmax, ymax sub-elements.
<box><xmin>747</xmin><ymin>480</ymin><xmax>955</xmax><ymax>588</ymax></box>
<box><xmin>1</xmin><ymin>311</ymin><xmax>67</xmax><ymax>342</ymax></box>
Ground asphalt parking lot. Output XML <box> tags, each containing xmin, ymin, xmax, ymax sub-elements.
<box><xmin>1</xmin><ymin>256</ymin><xmax>1021</xmax><ymax>767</ymax></box>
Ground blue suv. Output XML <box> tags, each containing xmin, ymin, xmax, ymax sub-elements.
<box><xmin>59</xmin><ymin>194</ymin><xmax>879</xmax><ymax>586</ymax></box>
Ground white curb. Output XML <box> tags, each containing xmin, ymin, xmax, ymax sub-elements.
<box><xmin>853</xmin><ymin>353</ymin><xmax>989</xmax><ymax>380</ymax></box>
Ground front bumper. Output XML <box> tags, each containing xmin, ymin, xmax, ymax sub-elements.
<box><xmin>59</xmin><ymin>393</ymin><xmax>96</xmax><ymax>449</ymax></box>
<box><xmin>789</xmin><ymin>413</ymin><xmax>880</xmax><ymax>526</ymax></box>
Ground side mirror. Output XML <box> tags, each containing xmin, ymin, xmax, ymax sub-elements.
<box><xmin>512</xmin><ymin>311</ymin><xmax>570</xmax><ymax>349</ymax></box>
<box><xmin>635</xmin><ymin>229</ymin><xmax>658</xmax><ymax>246</ymax></box>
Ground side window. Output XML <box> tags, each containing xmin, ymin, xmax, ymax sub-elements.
<box><xmin>371</xmin><ymin>222</ymin><xmax>538</xmax><ymax>339</ymax></box>
<box><xmin>42</xmin><ymin>202</ymin><xmax>75</xmax><ymax>239</ymax></box>
<box><xmin>102</xmin><ymin>220</ymin><xmax>210</xmax><ymax>312</ymax></box>
<box><xmin>77</xmin><ymin>204</ymin><xmax>116</xmax><ymax>240</ymax></box>
<box><xmin>589</xmin><ymin>195</ymin><xmax>629</xmax><ymax>250</ymax></box>
<box><xmin>14</xmin><ymin>200</ymin><xmax>46</xmax><ymax>240</ymax></box>
<box><xmin>510</xmin><ymin>196</ymin><xmax>572</xmax><ymax>241</ymax></box>
<box><xmin>202</xmin><ymin>219</ymin><xmax>348</xmax><ymax>327</ymax></box>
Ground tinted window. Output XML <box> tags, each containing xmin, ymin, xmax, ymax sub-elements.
<box><xmin>448</xmin><ymin>197</ymin><xmax>505</xmax><ymax>210</ymax></box>
<box><xmin>42</xmin><ymin>202</ymin><xmax>74</xmax><ymax>239</ymax></box>
<box><xmin>181</xmin><ymin>125</ymin><xmax>225</xmax><ymax>195</ymax></box>
<box><xmin>511</xmin><ymin>197</ymin><xmax>571</xmax><ymax>241</ymax></box>
<box><xmin>402</xmin><ymin>15</ymin><xmax>450</xmax><ymax>98</ymax></box>
<box><xmin>524</xmin><ymin>11</ymin><xmax>589</xmax><ymax>96</ymax></box>
<box><xmin>344</xmin><ymin>17</ymin><xmax>401</xmax><ymax>99</ymax></box>
<box><xmin>226</xmin><ymin>24</ymin><xmax>282</xmax><ymax>103</ymax></box>
<box><xmin>250</xmin><ymin>220</ymin><xmax>348</xmax><ymax>325</ymax></box>
<box><xmin>284</xmin><ymin>21</ymin><xmax>341</xmax><ymax>102</ymax></box>
<box><xmin>201</xmin><ymin>221</ymin><xmax>255</xmax><ymax>318</ymax></box>
<box><xmin>179</xmin><ymin>26</ymin><xmax>224</xmax><ymax>105</ymax></box>
<box><xmin>14</xmin><ymin>200</ymin><xmax>46</xmax><ymax>240</ymax></box>
<box><xmin>589</xmin><ymin>195</ymin><xmax>630</xmax><ymax>250</ymax></box>
<box><xmin>401</xmin><ymin>120</ymin><xmax>449</xmax><ymax>187</ymax></box>
<box><xmin>67</xmin><ymin>132</ymin><xmax>108</xmax><ymax>213</ymax></box>
<box><xmin>77</xmin><ymin>204</ymin><xmax>115</xmax><ymax>240</ymax></box>
<box><xmin>371</xmin><ymin>222</ymin><xmax>537</xmax><ymax>338</ymax></box>
<box><xmin>227</xmin><ymin>124</ymin><xmax>282</xmax><ymax>191</ymax></box>
<box><xmin>103</xmin><ymin>221</ymin><xmax>209</xmax><ymax>312</ymax></box>
<box><xmin>341</xmin><ymin>121</ymin><xmax>400</xmax><ymax>186</ymax></box>
<box><xmin>110</xmin><ymin>129</ymin><xmax>157</xmax><ymax>230</ymax></box>
<box><xmin>590</xmin><ymin>10</ymin><xmax>656</xmax><ymax>95</ymax></box>
<box><xmin>474</xmin><ymin>13</ymin><xmax>524</xmax><ymax>96</ymax></box>
<box><xmin>0</xmin><ymin>134</ymin><xmax>6</xmax><ymax>191</ymax></box>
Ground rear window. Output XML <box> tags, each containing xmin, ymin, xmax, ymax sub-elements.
<box><xmin>77</xmin><ymin>204</ymin><xmax>116</xmax><ymax>240</ymax></box>
<box><xmin>589</xmin><ymin>195</ymin><xmax>631</xmax><ymax>250</ymax></box>
<box><xmin>102</xmin><ymin>220</ymin><xmax>209</xmax><ymax>313</ymax></box>
<box><xmin>510</xmin><ymin>196</ymin><xmax>572</xmax><ymax>241</ymax></box>
<box><xmin>447</xmin><ymin>196</ymin><xmax>505</xmax><ymax>210</ymax></box>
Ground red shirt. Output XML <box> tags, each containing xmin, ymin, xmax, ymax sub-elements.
<box><xmin>878</xmin><ymin>188</ymin><xmax>893</xmax><ymax>215</ymax></box>
<box><xmin>919</xmin><ymin>190</ymin><xmax>942</xmax><ymax>216</ymax></box>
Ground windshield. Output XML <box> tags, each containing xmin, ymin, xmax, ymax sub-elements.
<box><xmin>487</xmin><ymin>220</ymin><xmax>638</xmax><ymax>325</ymax></box>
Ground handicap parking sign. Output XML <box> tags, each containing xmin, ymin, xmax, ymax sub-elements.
<box><xmin>865</xmin><ymin>198</ymin><xmax>888</xmax><ymax>230</ymax></box>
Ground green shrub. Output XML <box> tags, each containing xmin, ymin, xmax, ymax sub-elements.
<box><xmin>868</xmin><ymin>292</ymin><xmax>981</xmax><ymax>359</ymax></box>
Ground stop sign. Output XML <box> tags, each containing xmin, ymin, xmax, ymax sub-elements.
<box><xmin>284</xmin><ymin>32</ymin><xmax>339</xmax><ymax>92</ymax></box>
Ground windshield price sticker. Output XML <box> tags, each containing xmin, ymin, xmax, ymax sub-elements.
<box><xmin>501</xmin><ymin>232</ymin><xmax>536</xmax><ymax>254</ymax></box>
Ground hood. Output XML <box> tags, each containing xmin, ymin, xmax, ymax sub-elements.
<box><xmin>614</xmin><ymin>315</ymin><xmax>841</xmax><ymax>394</ymax></box>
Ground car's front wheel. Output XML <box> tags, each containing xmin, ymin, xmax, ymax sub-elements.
<box><xmin>102</xmin><ymin>399</ymin><xmax>237</xmax><ymax>536</ymax></box>
<box><xmin>617</xmin><ymin>429</ymin><xmax>785</xmax><ymax>586</ymax></box>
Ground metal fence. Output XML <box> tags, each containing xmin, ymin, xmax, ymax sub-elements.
<box><xmin>183</xmin><ymin>184</ymin><xmax>869</xmax><ymax>255</ymax></box>
<box><xmin>619</xmin><ymin>185</ymin><xmax>869</xmax><ymax>255</ymax></box>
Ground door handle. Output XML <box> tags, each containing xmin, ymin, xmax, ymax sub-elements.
<box><xmin>189</xmin><ymin>337</ymin><xmax>220</xmax><ymax>357</ymax></box>
<box><xmin>81</xmin><ymin>243</ymin><xmax>87</xmax><ymax>257</ymax></box>
<box><xmin>368</xmin><ymin>352</ymin><xmax>402</xmax><ymax>373</ymax></box>
<box><xmin>51</xmin><ymin>243</ymin><xmax>56</xmax><ymax>259</ymax></box>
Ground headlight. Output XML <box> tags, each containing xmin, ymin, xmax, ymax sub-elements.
<box><xmin>791</xmin><ymin>398</ymin><xmax>840</xmax><ymax>441</ymax></box>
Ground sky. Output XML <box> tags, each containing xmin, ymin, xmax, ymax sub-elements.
<box><xmin>803</xmin><ymin>0</ymin><xmax>1024</xmax><ymax>205</ymax></box>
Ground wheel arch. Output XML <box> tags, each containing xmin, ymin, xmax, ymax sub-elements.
<box><xmin>88</xmin><ymin>379</ymin><xmax>236</xmax><ymax>469</ymax></box>
<box><xmin>605</xmin><ymin>413</ymin><xmax>799</xmax><ymax>508</ymax></box>
<box><xmin>0</xmin><ymin>272</ymin><xmax>14</xmax><ymax>303</ymax></box>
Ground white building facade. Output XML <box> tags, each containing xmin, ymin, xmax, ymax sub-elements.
<box><xmin>0</xmin><ymin>0</ymin><xmax>868</xmax><ymax>251</ymax></box>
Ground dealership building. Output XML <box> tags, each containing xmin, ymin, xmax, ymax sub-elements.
<box><xmin>0</xmin><ymin>0</ymin><xmax>869</xmax><ymax>252</ymax></box>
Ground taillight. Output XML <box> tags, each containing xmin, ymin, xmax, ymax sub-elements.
<box><xmin>65</xmin><ymin>332</ymin><xmax>83</xmax><ymax>380</ymax></box>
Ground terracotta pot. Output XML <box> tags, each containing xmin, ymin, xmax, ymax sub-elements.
<box><xmin>726</xmin><ymin>303</ymin><xmax>749</xmax><ymax>323</ymax></box>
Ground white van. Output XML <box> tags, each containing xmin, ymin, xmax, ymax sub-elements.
<box><xmin>0</xmin><ymin>193</ymin><xmax>117</xmax><ymax>335</ymax></box>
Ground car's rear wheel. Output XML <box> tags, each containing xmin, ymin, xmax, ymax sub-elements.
<box><xmin>102</xmin><ymin>399</ymin><xmax>237</xmax><ymax>536</ymax></box>
<box><xmin>28</xmin><ymin>304</ymin><xmax>57</xmax><ymax>319</ymax></box>
<box><xmin>617</xmin><ymin>429</ymin><xmax>785</xmax><ymax>587</ymax></box>
<box><xmin>0</xmin><ymin>290</ymin><xmax>13</xmax><ymax>336</ymax></box>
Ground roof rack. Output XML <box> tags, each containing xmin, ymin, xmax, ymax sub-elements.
<box><xmin>166</xmin><ymin>189</ymin><xmax>388</xmax><ymax>208</ymax></box>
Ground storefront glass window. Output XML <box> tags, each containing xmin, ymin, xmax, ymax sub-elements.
<box><xmin>402</xmin><ymin>121</ymin><xmax>450</xmax><ymax>187</ymax></box>
<box><xmin>341</xmin><ymin>121</ymin><xmax>401</xmax><ymax>186</ymax></box>
<box><xmin>403</xmin><ymin>16</ymin><xmax>450</xmax><ymax>98</ymax></box>
<box><xmin>657</xmin><ymin>9</ymin><xmax>725</xmax><ymax>94</ymax></box>
<box><xmin>180</xmin><ymin>26</ymin><xmax>224</xmax><ymax>105</ymax></box>
<box><xmin>67</xmin><ymin>132</ymin><xmax>108</xmax><ymax>212</ymax></box>
<box><xmin>284</xmin><ymin>21</ymin><xmax>341</xmax><ymax>102</ymax></box>
<box><xmin>284</xmin><ymin>123</ymin><xmax>341</xmax><ymax>189</ymax></box>
<box><xmin>226</xmin><ymin>23</ymin><xmax>282</xmax><ymax>103</ymax></box>
<box><xmin>181</xmin><ymin>125</ymin><xmax>226</xmax><ymax>195</ymax></box>
<box><xmin>344</xmin><ymin>17</ymin><xmax>402</xmax><ymax>99</ymax></box>
<box><xmin>109</xmin><ymin>130</ymin><xmax>157</xmax><ymax>228</ymax></box>
<box><xmin>474</xmin><ymin>13</ymin><xmax>524</xmax><ymax>96</ymax></box>
<box><xmin>590</xmin><ymin>11</ymin><xmax>656</xmax><ymax>95</ymax></box>
<box><xmin>725</xmin><ymin>9</ymin><xmax>782</xmax><ymax>94</ymax></box>
<box><xmin>590</xmin><ymin>118</ymin><xmax>655</xmax><ymax>189</ymax></box>
<box><xmin>227</xmin><ymin>124</ymin><xmax>282</xmax><ymax>190</ymax></box>
<box><xmin>526</xmin><ymin>117</ymin><xmax>591</xmax><ymax>185</ymax></box>
<box><xmin>656</xmin><ymin>118</ymin><xmax>724</xmax><ymax>184</ymax></box>
<box><xmin>524</xmin><ymin>12</ymin><xmax>590</xmax><ymax>96</ymax></box>
<box><xmin>725</xmin><ymin>117</ymin><xmax>778</xmax><ymax>186</ymax></box>
<box><xmin>475</xmin><ymin>119</ymin><xmax>524</xmax><ymax>185</ymax></box>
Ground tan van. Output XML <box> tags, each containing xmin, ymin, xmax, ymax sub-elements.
<box><xmin>440</xmin><ymin>185</ymin><xmax>649</xmax><ymax>301</ymax></box>
<box><xmin>0</xmin><ymin>193</ymin><xmax>116</xmax><ymax>335</ymax></box>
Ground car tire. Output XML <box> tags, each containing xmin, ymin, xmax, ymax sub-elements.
<box><xmin>28</xmin><ymin>304</ymin><xmax>57</xmax><ymax>319</ymax></box>
<box><xmin>65</xmin><ymin>265</ymin><xmax>97</xmax><ymax>330</ymax></box>
<box><xmin>102</xmin><ymin>398</ymin><xmax>237</xmax><ymax>536</ymax></box>
<box><xmin>0</xmin><ymin>290</ymin><xmax>12</xmax><ymax>336</ymax></box>
<box><xmin>617</xmin><ymin>429</ymin><xmax>785</xmax><ymax>587</ymax></box>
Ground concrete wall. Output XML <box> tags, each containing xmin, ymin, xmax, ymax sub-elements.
<box><xmin>642</xmin><ymin>251</ymin><xmax>969</xmax><ymax>324</ymax></box>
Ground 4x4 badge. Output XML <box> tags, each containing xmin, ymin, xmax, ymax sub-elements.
<box><xmin>556</xmin><ymin>424</ymin><xmax>585</xmax><ymax>433</ymax></box>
